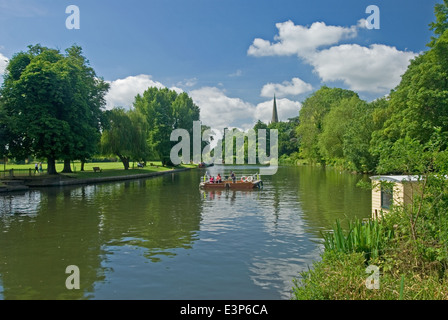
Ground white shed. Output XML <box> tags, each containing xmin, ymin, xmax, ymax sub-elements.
<box><xmin>370</xmin><ymin>175</ymin><xmax>422</xmax><ymax>219</ymax></box>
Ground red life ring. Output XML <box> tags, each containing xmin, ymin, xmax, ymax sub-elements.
<box><xmin>241</xmin><ymin>176</ymin><xmax>247</xmax><ymax>182</ymax></box>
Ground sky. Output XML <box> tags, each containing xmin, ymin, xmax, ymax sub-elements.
<box><xmin>0</xmin><ymin>0</ymin><xmax>443</xmax><ymax>130</ymax></box>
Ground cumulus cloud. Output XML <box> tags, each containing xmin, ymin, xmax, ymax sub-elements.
<box><xmin>0</xmin><ymin>53</ymin><xmax>9</xmax><ymax>76</ymax></box>
<box><xmin>254</xmin><ymin>98</ymin><xmax>301</xmax><ymax>124</ymax></box>
<box><xmin>261</xmin><ymin>77</ymin><xmax>312</xmax><ymax>98</ymax></box>
<box><xmin>190</xmin><ymin>86</ymin><xmax>301</xmax><ymax>130</ymax></box>
<box><xmin>105</xmin><ymin>74</ymin><xmax>182</xmax><ymax>109</ymax></box>
<box><xmin>248</xmin><ymin>20</ymin><xmax>418</xmax><ymax>95</ymax></box>
<box><xmin>357</xmin><ymin>18</ymin><xmax>368</xmax><ymax>29</ymax></box>
<box><xmin>248</xmin><ymin>20</ymin><xmax>357</xmax><ymax>58</ymax></box>
<box><xmin>190</xmin><ymin>86</ymin><xmax>255</xmax><ymax>129</ymax></box>
<box><xmin>308</xmin><ymin>44</ymin><xmax>417</xmax><ymax>93</ymax></box>
<box><xmin>104</xmin><ymin>74</ymin><xmax>302</xmax><ymax>130</ymax></box>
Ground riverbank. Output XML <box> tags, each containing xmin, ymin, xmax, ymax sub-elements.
<box><xmin>292</xmin><ymin>206</ymin><xmax>448</xmax><ymax>300</ymax></box>
<box><xmin>0</xmin><ymin>165</ymin><xmax>196</xmax><ymax>192</ymax></box>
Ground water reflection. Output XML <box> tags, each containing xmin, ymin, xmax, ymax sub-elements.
<box><xmin>0</xmin><ymin>166</ymin><xmax>371</xmax><ymax>300</ymax></box>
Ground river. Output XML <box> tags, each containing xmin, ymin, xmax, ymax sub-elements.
<box><xmin>0</xmin><ymin>165</ymin><xmax>371</xmax><ymax>300</ymax></box>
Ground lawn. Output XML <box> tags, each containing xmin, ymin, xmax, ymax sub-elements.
<box><xmin>1</xmin><ymin>161</ymin><xmax>197</xmax><ymax>179</ymax></box>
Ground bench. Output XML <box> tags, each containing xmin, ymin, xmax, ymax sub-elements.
<box><xmin>93</xmin><ymin>167</ymin><xmax>102</xmax><ymax>173</ymax></box>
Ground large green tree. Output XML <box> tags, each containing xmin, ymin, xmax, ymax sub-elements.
<box><xmin>134</xmin><ymin>87</ymin><xmax>200</xmax><ymax>166</ymax></box>
<box><xmin>0</xmin><ymin>45</ymin><xmax>109</xmax><ymax>174</ymax></box>
<box><xmin>296</xmin><ymin>86</ymin><xmax>358</xmax><ymax>164</ymax></box>
<box><xmin>60</xmin><ymin>46</ymin><xmax>110</xmax><ymax>173</ymax></box>
<box><xmin>371</xmin><ymin>29</ymin><xmax>448</xmax><ymax>172</ymax></box>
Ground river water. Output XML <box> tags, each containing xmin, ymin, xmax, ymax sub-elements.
<box><xmin>0</xmin><ymin>165</ymin><xmax>371</xmax><ymax>300</ymax></box>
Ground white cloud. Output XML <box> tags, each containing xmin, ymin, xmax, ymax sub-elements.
<box><xmin>248</xmin><ymin>20</ymin><xmax>357</xmax><ymax>58</ymax></box>
<box><xmin>229</xmin><ymin>69</ymin><xmax>243</xmax><ymax>77</ymax></box>
<box><xmin>0</xmin><ymin>53</ymin><xmax>9</xmax><ymax>76</ymax></box>
<box><xmin>254</xmin><ymin>98</ymin><xmax>301</xmax><ymax>124</ymax></box>
<box><xmin>357</xmin><ymin>18</ymin><xmax>368</xmax><ymax>29</ymax></box>
<box><xmin>105</xmin><ymin>74</ymin><xmax>182</xmax><ymax>109</ymax></box>
<box><xmin>190</xmin><ymin>86</ymin><xmax>302</xmax><ymax>130</ymax></box>
<box><xmin>177</xmin><ymin>77</ymin><xmax>198</xmax><ymax>88</ymax></box>
<box><xmin>308</xmin><ymin>44</ymin><xmax>417</xmax><ymax>93</ymax></box>
<box><xmin>261</xmin><ymin>77</ymin><xmax>312</xmax><ymax>98</ymax></box>
<box><xmin>248</xmin><ymin>20</ymin><xmax>418</xmax><ymax>95</ymax></box>
<box><xmin>105</xmin><ymin>77</ymin><xmax>300</xmax><ymax>130</ymax></box>
<box><xmin>190</xmin><ymin>86</ymin><xmax>255</xmax><ymax>129</ymax></box>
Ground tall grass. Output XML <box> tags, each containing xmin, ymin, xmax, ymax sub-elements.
<box><xmin>321</xmin><ymin>218</ymin><xmax>394</xmax><ymax>261</ymax></box>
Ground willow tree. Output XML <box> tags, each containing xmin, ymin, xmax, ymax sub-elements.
<box><xmin>101</xmin><ymin>108</ymin><xmax>148</xmax><ymax>170</ymax></box>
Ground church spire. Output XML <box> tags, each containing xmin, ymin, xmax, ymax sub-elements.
<box><xmin>271</xmin><ymin>94</ymin><xmax>279</xmax><ymax>124</ymax></box>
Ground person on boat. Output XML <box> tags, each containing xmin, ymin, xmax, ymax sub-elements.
<box><xmin>216</xmin><ymin>174</ymin><xmax>222</xmax><ymax>183</ymax></box>
<box><xmin>230</xmin><ymin>171</ymin><xmax>236</xmax><ymax>183</ymax></box>
<box><xmin>209</xmin><ymin>176</ymin><xmax>215</xmax><ymax>183</ymax></box>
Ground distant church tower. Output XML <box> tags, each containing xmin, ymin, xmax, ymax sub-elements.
<box><xmin>271</xmin><ymin>94</ymin><xmax>279</xmax><ymax>124</ymax></box>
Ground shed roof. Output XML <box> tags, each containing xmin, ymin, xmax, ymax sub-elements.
<box><xmin>370</xmin><ymin>175</ymin><xmax>421</xmax><ymax>183</ymax></box>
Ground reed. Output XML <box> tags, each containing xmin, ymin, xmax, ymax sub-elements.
<box><xmin>322</xmin><ymin>218</ymin><xmax>394</xmax><ymax>261</ymax></box>
<box><xmin>399</xmin><ymin>275</ymin><xmax>405</xmax><ymax>300</ymax></box>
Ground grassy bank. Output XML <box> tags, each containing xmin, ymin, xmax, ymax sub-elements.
<box><xmin>1</xmin><ymin>161</ymin><xmax>197</xmax><ymax>180</ymax></box>
<box><xmin>292</xmin><ymin>211</ymin><xmax>448</xmax><ymax>300</ymax></box>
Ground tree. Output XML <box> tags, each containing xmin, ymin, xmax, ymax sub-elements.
<box><xmin>0</xmin><ymin>99</ymin><xmax>9</xmax><ymax>159</ymax></box>
<box><xmin>343</xmin><ymin>98</ymin><xmax>387</xmax><ymax>173</ymax></box>
<box><xmin>296</xmin><ymin>86</ymin><xmax>358</xmax><ymax>164</ymax></box>
<box><xmin>60</xmin><ymin>46</ymin><xmax>110</xmax><ymax>173</ymax></box>
<box><xmin>317</xmin><ymin>96</ymin><xmax>364</xmax><ymax>161</ymax></box>
<box><xmin>134</xmin><ymin>87</ymin><xmax>200</xmax><ymax>166</ymax></box>
<box><xmin>371</xmin><ymin>30</ymin><xmax>448</xmax><ymax>173</ymax></box>
<box><xmin>101</xmin><ymin>108</ymin><xmax>148</xmax><ymax>170</ymax></box>
<box><xmin>0</xmin><ymin>44</ymin><xmax>109</xmax><ymax>174</ymax></box>
<box><xmin>428</xmin><ymin>0</ymin><xmax>448</xmax><ymax>47</ymax></box>
<box><xmin>268</xmin><ymin>118</ymin><xmax>300</xmax><ymax>158</ymax></box>
<box><xmin>2</xmin><ymin>45</ymin><xmax>71</xmax><ymax>174</ymax></box>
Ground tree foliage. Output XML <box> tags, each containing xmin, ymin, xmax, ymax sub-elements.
<box><xmin>428</xmin><ymin>0</ymin><xmax>448</xmax><ymax>47</ymax></box>
<box><xmin>134</xmin><ymin>87</ymin><xmax>200</xmax><ymax>165</ymax></box>
<box><xmin>101</xmin><ymin>108</ymin><xmax>148</xmax><ymax>170</ymax></box>
<box><xmin>296</xmin><ymin>86</ymin><xmax>358</xmax><ymax>164</ymax></box>
<box><xmin>371</xmin><ymin>29</ymin><xmax>448</xmax><ymax>171</ymax></box>
<box><xmin>0</xmin><ymin>44</ymin><xmax>109</xmax><ymax>174</ymax></box>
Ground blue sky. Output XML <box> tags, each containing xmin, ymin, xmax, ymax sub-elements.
<box><xmin>0</xmin><ymin>0</ymin><xmax>443</xmax><ymax>129</ymax></box>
